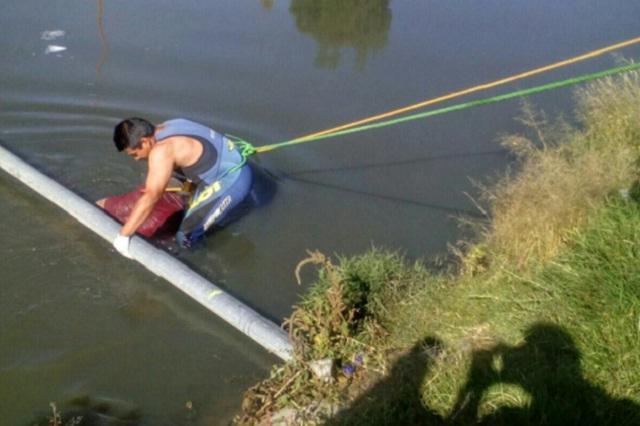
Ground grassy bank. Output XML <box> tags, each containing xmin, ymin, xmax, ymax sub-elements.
<box><xmin>237</xmin><ymin>70</ymin><xmax>640</xmax><ymax>425</ymax></box>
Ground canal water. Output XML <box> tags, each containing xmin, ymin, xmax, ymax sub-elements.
<box><xmin>1</xmin><ymin>0</ymin><xmax>639</xmax><ymax>424</ymax></box>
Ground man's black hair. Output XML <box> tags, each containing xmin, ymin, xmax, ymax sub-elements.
<box><xmin>113</xmin><ymin>117</ymin><xmax>155</xmax><ymax>152</ymax></box>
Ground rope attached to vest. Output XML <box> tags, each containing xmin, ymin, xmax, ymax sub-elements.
<box><xmin>232</xmin><ymin>60</ymin><xmax>640</xmax><ymax>161</ymax></box>
<box><xmin>168</xmin><ymin>37</ymin><xmax>640</xmax><ymax>195</ymax></box>
<box><xmin>225</xmin><ymin>138</ymin><xmax>257</xmax><ymax>175</ymax></box>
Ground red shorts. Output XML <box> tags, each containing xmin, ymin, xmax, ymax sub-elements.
<box><xmin>102</xmin><ymin>187</ymin><xmax>185</xmax><ymax>238</ymax></box>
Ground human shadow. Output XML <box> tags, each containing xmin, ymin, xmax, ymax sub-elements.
<box><xmin>327</xmin><ymin>337</ymin><xmax>445</xmax><ymax>426</ymax></box>
<box><xmin>448</xmin><ymin>322</ymin><xmax>640</xmax><ymax>425</ymax></box>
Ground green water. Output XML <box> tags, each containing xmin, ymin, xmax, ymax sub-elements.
<box><xmin>1</xmin><ymin>0</ymin><xmax>639</xmax><ymax>424</ymax></box>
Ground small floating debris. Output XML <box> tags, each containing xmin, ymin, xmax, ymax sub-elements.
<box><xmin>45</xmin><ymin>45</ymin><xmax>67</xmax><ymax>55</ymax></box>
<box><xmin>41</xmin><ymin>30</ymin><xmax>65</xmax><ymax>41</ymax></box>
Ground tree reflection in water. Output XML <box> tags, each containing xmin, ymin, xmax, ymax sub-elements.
<box><xmin>289</xmin><ymin>0</ymin><xmax>391</xmax><ymax>69</ymax></box>
<box><xmin>259</xmin><ymin>0</ymin><xmax>275</xmax><ymax>10</ymax></box>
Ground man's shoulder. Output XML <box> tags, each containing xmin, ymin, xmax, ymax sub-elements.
<box><xmin>150</xmin><ymin>140</ymin><xmax>174</xmax><ymax>159</ymax></box>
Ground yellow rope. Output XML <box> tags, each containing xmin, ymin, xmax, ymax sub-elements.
<box><xmin>267</xmin><ymin>35</ymin><xmax>640</xmax><ymax>151</ymax></box>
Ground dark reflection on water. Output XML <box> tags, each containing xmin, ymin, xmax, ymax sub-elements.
<box><xmin>281</xmin><ymin>149</ymin><xmax>507</xmax><ymax>218</ymax></box>
<box><xmin>283</xmin><ymin>174</ymin><xmax>482</xmax><ymax>217</ymax></box>
<box><xmin>29</xmin><ymin>396</ymin><xmax>141</xmax><ymax>426</ymax></box>
<box><xmin>289</xmin><ymin>0</ymin><xmax>392</xmax><ymax>69</ymax></box>
<box><xmin>95</xmin><ymin>0</ymin><xmax>109</xmax><ymax>83</ymax></box>
<box><xmin>259</xmin><ymin>0</ymin><xmax>275</xmax><ymax>11</ymax></box>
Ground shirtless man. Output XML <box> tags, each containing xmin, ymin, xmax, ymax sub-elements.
<box><xmin>110</xmin><ymin>117</ymin><xmax>252</xmax><ymax>257</ymax></box>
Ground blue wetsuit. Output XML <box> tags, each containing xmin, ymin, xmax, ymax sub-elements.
<box><xmin>155</xmin><ymin>119</ymin><xmax>252</xmax><ymax>247</ymax></box>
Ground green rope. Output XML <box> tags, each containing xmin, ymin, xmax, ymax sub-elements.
<box><xmin>253</xmin><ymin>61</ymin><xmax>640</xmax><ymax>153</ymax></box>
<box><xmin>213</xmin><ymin>136</ymin><xmax>256</xmax><ymax>178</ymax></box>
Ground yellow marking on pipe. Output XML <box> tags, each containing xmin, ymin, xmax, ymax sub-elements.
<box><xmin>209</xmin><ymin>290</ymin><xmax>223</xmax><ymax>299</ymax></box>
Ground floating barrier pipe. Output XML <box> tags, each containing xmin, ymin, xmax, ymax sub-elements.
<box><xmin>0</xmin><ymin>143</ymin><xmax>293</xmax><ymax>362</ymax></box>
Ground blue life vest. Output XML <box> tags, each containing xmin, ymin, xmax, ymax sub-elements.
<box><xmin>155</xmin><ymin>118</ymin><xmax>242</xmax><ymax>184</ymax></box>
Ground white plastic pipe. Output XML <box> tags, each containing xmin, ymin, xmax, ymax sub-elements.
<box><xmin>0</xmin><ymin>143</ymin><xmax>292</xmax><ymax>361</ymax></box>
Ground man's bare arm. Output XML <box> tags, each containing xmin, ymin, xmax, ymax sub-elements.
<box><xmin>119</xmin><ymin>145</ymin><xmax>174</xmax><ymax>237</ymax></box>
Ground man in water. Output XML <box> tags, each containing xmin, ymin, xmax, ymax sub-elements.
<box><xmin>110</xmin><ymin>117</ymin><xmax>252</xmax><ymax>257</ymax></box>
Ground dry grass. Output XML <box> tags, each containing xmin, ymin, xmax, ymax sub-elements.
<box><xmin>477</xmin><ymin>72</ymin><xmax>640</xmax><ymax>269</ymax></box>
<box><xmin>577</xmin><ymin>68</ymin><xmax>640</xmax><ymax>150</ymax></box>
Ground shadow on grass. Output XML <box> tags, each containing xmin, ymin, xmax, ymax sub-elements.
<box><xmin>449</xmin><ymin>322</ymin><xmax>640</xmax><ymax>425</ymax></box>
<box><xmin>327</xmin><ymin>336</ymin><xmax>445</xmax><ymax>426</ymax></box>
<box><xmin>328</xmin><ymin>323</ymin><xmax>640</xmax><ymax>425</ymax></box>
